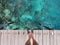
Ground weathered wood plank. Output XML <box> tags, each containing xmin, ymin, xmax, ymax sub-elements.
<box><xmin>0</xmin><ymin>30</ymin><xmax>60</xmax><ymax>45</ymax></box>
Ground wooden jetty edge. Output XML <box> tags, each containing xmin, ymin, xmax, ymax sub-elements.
<box><xmin>0</xmin><ymin>30</ymin><xmax>60</xmax><ymax>45</ymax></box>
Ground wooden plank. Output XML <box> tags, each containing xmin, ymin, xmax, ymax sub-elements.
<box><xmin>10</xmin><ymin>30</ymin><xmax>15</xmax><ymax>45</ymax></box>
<box><xmin>49</xmin><ymin>30</ymin><xmax>54</xmax><ymax>45</ymax></box>
<box><xmin>54</xmin><ymin>30</ymin><xmax>57</xmax><ymax>45</ymax></box>
<box><xmin>0</xmin><ymin>30</ymin><xmax>2</xmax><ymax>45</ymax></box>
<box><xmin>34</xmin><ymin>30</ymin><xmax>43</xmax><ymax>45</ymax></box>
<box><xmin>0</xmin><ymin>30</ymin><xmax>60</xmax><ymax>45</ymax></box>
<box><xmin>56</xmin><ymin>30</ymin><xmax>60</xmax><ymax>45</ymax></box>
<box><xmin>43</xmin><ymin>30</ymin><xmax>49</xmax><ymax>45</ymax></box>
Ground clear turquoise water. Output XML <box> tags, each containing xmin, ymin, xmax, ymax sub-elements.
<box><xmin>0</xmin><ymin>0</ymin><xmax>60</xmax><ymax>30</ymax></box>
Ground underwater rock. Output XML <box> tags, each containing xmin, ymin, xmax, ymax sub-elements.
<box><xmin>3</xmin><ymin>9</ymin><xmax>10</xmax><ymax>15</ymax></box>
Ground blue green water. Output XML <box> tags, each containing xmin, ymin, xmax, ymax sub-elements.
<box><xmin>0</xmin><ymin>0</ymin><xmax>60</xmax><ymax>30</ymax></box>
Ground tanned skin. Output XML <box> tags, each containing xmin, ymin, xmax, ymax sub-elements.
<box><xmin>25</xmin><ymin>31</ymin><xmax>39</xmax><ymax>45</ymax></box>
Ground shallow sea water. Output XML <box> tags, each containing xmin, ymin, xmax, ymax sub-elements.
<box><xmin>0</xmin><ymin>0</ymin><xmax>60</xmax><ymax>30</ymax></box>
